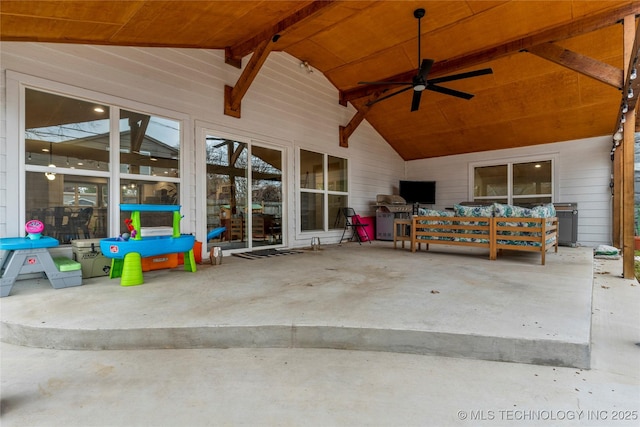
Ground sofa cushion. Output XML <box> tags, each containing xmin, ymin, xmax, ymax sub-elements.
<box><xmin>453</xmin><ymin>204</ymin><xmax>494</xmax><ymax>218</ymax></box>
<box><xmin>418</xmin><ymin>208</ymin><xmax>455</xmax><ymax>217</ymax></box>
<box><xmin>532</xmin><ymin>203</ymin><xmax>556</xmax><ymax>218</ymax></box>
<box><xmin>493</xmin><ymin>203</ymin><xmax>556</xmax><ymax>218</ymax></box>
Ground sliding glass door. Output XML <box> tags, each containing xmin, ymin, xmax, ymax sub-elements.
<box><xmin>251</xmin><ymin>145</ymin><xmax>283</xmax><ymax>247</ymax></box>
<box><xmin>205</xmin><ymin>134</ymin><xmax>283</xmax><ymax>251</ymax></box>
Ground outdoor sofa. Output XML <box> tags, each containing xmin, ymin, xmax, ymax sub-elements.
<box><xmin>410</xmin><ymin>203</ymin><xmax>559</xmax><ymax>265</ymax></box>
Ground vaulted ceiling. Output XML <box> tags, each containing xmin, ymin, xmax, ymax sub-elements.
<box><xmin>2</xmin><ymin>1</ymin><xmax>639</xmax><ymax>160</ymax></box>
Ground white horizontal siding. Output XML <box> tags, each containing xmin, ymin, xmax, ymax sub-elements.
<box><xmin>0</xmin><ymin>42</ymin><xmax>404</xmax><ymax>246</ymax></box>
<box><xmin>0</xmin><ymin>42</ymin><xmax>618</xmax><ymax>247</ymax></box>
<box><xmin>406</xmin><ymin>137</ymin><xmax>613</xmax><ymax>247</ymax></box>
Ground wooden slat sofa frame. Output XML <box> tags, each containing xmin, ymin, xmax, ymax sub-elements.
<box><xmin>410</xmin><ymin>215</ymin><xmax>559</xmax><ymax>265</ymax></box>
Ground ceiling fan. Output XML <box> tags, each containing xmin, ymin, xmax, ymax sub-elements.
<box><xmin>359</xmin><ymin>8</ymin><xmax>493</xmax><ymax>112</ymax></box>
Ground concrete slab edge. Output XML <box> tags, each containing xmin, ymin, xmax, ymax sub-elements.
<box><xmin>0</xmin><ymin>322</ymin><xmax>590</xmax><ymax>369</ymax></box>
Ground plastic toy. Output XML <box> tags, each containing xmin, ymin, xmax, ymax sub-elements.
<box><xmin>0</xmin><ymin>235</ymin><xmax>82</xmax><ymax>297</ymax></box>
<box><xmin>25</xmin><ymin>219</ymin><xmax>44</xmax><ymax>240</ymax></box>
<box><xmin>100</xmin><ymin>204</ymin><xmax>196</xmax><ymax>286</ymax></box>
<box><xmin>207</xmin><ymin>226</ymin><xmax>226</xmax><ymax>241</ymax></box>
<box><xmin>124</xmin><ymin>218</ymin><xmax>137</xmax><ymax>239</ymax></box>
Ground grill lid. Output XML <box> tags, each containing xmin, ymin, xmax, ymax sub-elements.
<box><xmin>375</xmin><ymin>194</ymin><xmax>413</xmax><ymax>213</ymax></box>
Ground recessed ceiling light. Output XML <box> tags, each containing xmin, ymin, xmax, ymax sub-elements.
<box><xmin>94</xmin><ymin>106</ymin><xmax>105</xmax><ymax>113</ymax></box>
<box><xmin>535</xmin><ymin>164</ymin><xmax>541</xmax><ymax>168</ymax></box>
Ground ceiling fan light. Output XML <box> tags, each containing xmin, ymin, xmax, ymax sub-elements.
<box><xmin>44</xmin><ymin>141</ymin><xmax>56</xmax><ymax>180</ymax></box>
<box><xmin>414</xmin><ymin>84</ymin><xmax>426</xmax><ymax>91</ymax></box>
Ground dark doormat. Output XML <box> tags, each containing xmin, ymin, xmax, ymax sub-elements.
<box><xmin>232</xmin><ymin>249</ymin><xmax>304</xmax><ymax>260</ymax></box>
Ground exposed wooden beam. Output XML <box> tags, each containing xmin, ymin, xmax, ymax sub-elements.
<box><xmin>622</xmin><ymin>109</ymin><xmax>635</xmax><ymax>279</ymax></box>
<box><xmin>224</xmin><ymin>35</ymin><xmax>279</xmax><ymax>118</ymax></box>
<box><xmin>129</xmin><ymin>114</ymin><xmax>150</xmax><ymax>154</ymax></box>
<box><xmin>229</xmin><ymin>141</ymin><xmax>245</xmax><ymax>166</ymax></box>
<box><xmin>342</xmin><ymin>3</ymin><xmax>640</xmax><ymax>103</ymax></box>
<box><xmin>622</xmin><ymin>14</ymin><xmax>637</xmax><ymax>280</ymax></box>
<box><xmin>25</xmin><ymin>139</ymin><xmax>179</xmax><ymax>170</ymax></box>
<box><xmin>527</xmin><ymin>42</ymin><xmax>623</xmax><ymax>89</ymax></box>
<box><xmin>207</xmin><ymin>164</ymin><xmax>280</xmax><ymax>182</ymax></box>
<box><xmin>622</xmin><ymin>21</ymin><xmax>640</xmax><ymax>113</ymax></box>
<box><xmin>225</xmin><ymin>0</ymin><xmax>338</xmax><ymax>68</ymax></box>
<box><xmin>612</xmin><ymin>15</ymin><xmax>637</xmax><ymax>249</ymax></box>
<box><xmin>338</xmin><ymin>94</ymin><xmax>382</xmax><ymax>147</ymax></box>
<box><xmin>339</xmin><ymin>109</ymin><xmax>367</xmax><ymax>148</ymax></box>
<box><xmin>128</xmin><ymin>114</ymin><xmax>150</xmax><ymax>175</ymax></box>
<box><xmin>613</xmin><ymin>142</ymin><xmax>622</xmax><ymax>248</ymax></box>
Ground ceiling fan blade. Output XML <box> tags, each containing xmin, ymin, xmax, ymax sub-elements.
<box><xmin>366</xmin><ymin>85</ymin><xmax>414</xmax><ymax>106</ymax></box>
<box><xmin>427</xmin><ymin>68</ymin><xmax>493</xmax><ymax>84</ymax></box>
<box><xmin>417</xmin><ymin>59</ymin><xmax>435</xmax><ymax>80</ymax></box>
<box><xmin>410</xmin><ymin>90</ymin><xmax>423</xmax><ymax>112</ymax></box>
<box><xmin>358</xmin><ymin>81</ymin><xmax>413</xmax><ymax>85</ymax></box>
<box><xmin>426</xmin><ymin>84</ymin><xmax>474</xmax><ymax>100</ymax></box>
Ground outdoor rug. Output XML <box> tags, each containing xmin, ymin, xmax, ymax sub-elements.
<box><xmin>232</xmin><ymin>249</ymin><xmax>304</xmax><ymax>260</ymax></box>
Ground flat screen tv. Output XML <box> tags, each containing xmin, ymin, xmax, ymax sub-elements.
<box><xmin>399</xmin><ymin>180</ymin><xmax>436</xmax><ymax>204</ymax></box>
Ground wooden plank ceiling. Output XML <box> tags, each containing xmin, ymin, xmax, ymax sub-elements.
<box><xmin>2</xmin><ymin>0</ymin><xmax>638</xmax><ymax>160</ymax></box>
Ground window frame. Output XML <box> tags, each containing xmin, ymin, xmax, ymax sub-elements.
<box><xmin>297</xmin><ymin>148</ymin><xmax>349</xmax><ymax>235</ymax></box>
<box><xmin>7</xmin><ymin>70</ymin><xmax>189</xmax><ymax>240</ymax></box>
<box><xmin>468</xmin><ymin>155</ymin><xmax>557</xmax><ymax>205</ymax></box>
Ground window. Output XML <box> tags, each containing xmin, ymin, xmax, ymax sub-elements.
<box><xmin>299</xmin><ymin>149</ymin><xmax>348</xmax><ymax>232</ymax></box>
<box><xmin>118</xmin><ymin>109</ymin><xmax>182</xmax><ymax>233</ymax></box>
<box><xmin>24</xmin><ymin>89</ymin><xmax>111</xmax><ymax>243</ymax></box>
<box><xmin>204</xmin><ymin>134</ymin><xmax>284</xmax><ymax>250</ymax></box>
<box><xmin>25</xmin><ymin>172</ymin><xmax>109</xmax><ymax>243</ymax></box>
<box><xmin>472</xmin><ymin>159</ymin><xmax>553</xmax><ymax>205</ymax></box>
<box><xmin>64</xmin><ymin>182</ymin><xmax>99</xmax><ymax>206</ymax></box>
<box><xmin>119</xmin><ymin>179</ymin><xmax>179</xmax><ymax>233</ymax></box>
<box><xmin>119</xmin><ymin>109</ymin><xmax>180</xmax><ymax>177</ymax></box>
<box><xmin>25</xmin><ymin>88</ymin><xmax>110</xmax><ymax>172</ymax></box>
<box><xmin>22</xmin><ymin>84</ymin><xmax>183</xmax><ymax>243</ymax></box>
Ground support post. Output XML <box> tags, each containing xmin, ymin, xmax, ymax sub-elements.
<box><xmin>621</xmin><ymin>14</ymin><xmax>637</xmax><ymax>279</ymax></box>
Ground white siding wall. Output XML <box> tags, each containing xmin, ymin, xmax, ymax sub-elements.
<box><xmin>0</xmin><ymin>43</ymin><xmax>615</xmax><ymax>248</ymax></box>
<box><xmin>0</xmin><ymin>42</ymin><xmax>404</xmax><ymax>246</ymax></box>
<box><xmin>405</xmin><ymin>137</ymin><xmax>612</xmax><ymax>247</ymax></box>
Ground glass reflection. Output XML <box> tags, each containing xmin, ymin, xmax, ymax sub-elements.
<box><xmin>25</xmin><ymin>89</ymin><xmax>110</xmax><ymax>172</ymax></box>
<box><xmin>25</xmin><ymin>172</ymin><xmax>109</xmax><ymax>243</ymax></box>
<box><xmin>119</xmin><ymin>110</ymin><xmax>180</xmax><ymax>177</ymax></box>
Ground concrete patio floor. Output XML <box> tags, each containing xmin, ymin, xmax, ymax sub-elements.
<box><xmin>2</xmin><ymin>242</ymin><xmax>593</xmax><ymax>367</ymax></box>
<box><xmin>1</xmin><ymin>242</ymin><xmax>639</xmax><ymax>426</ymax></box>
